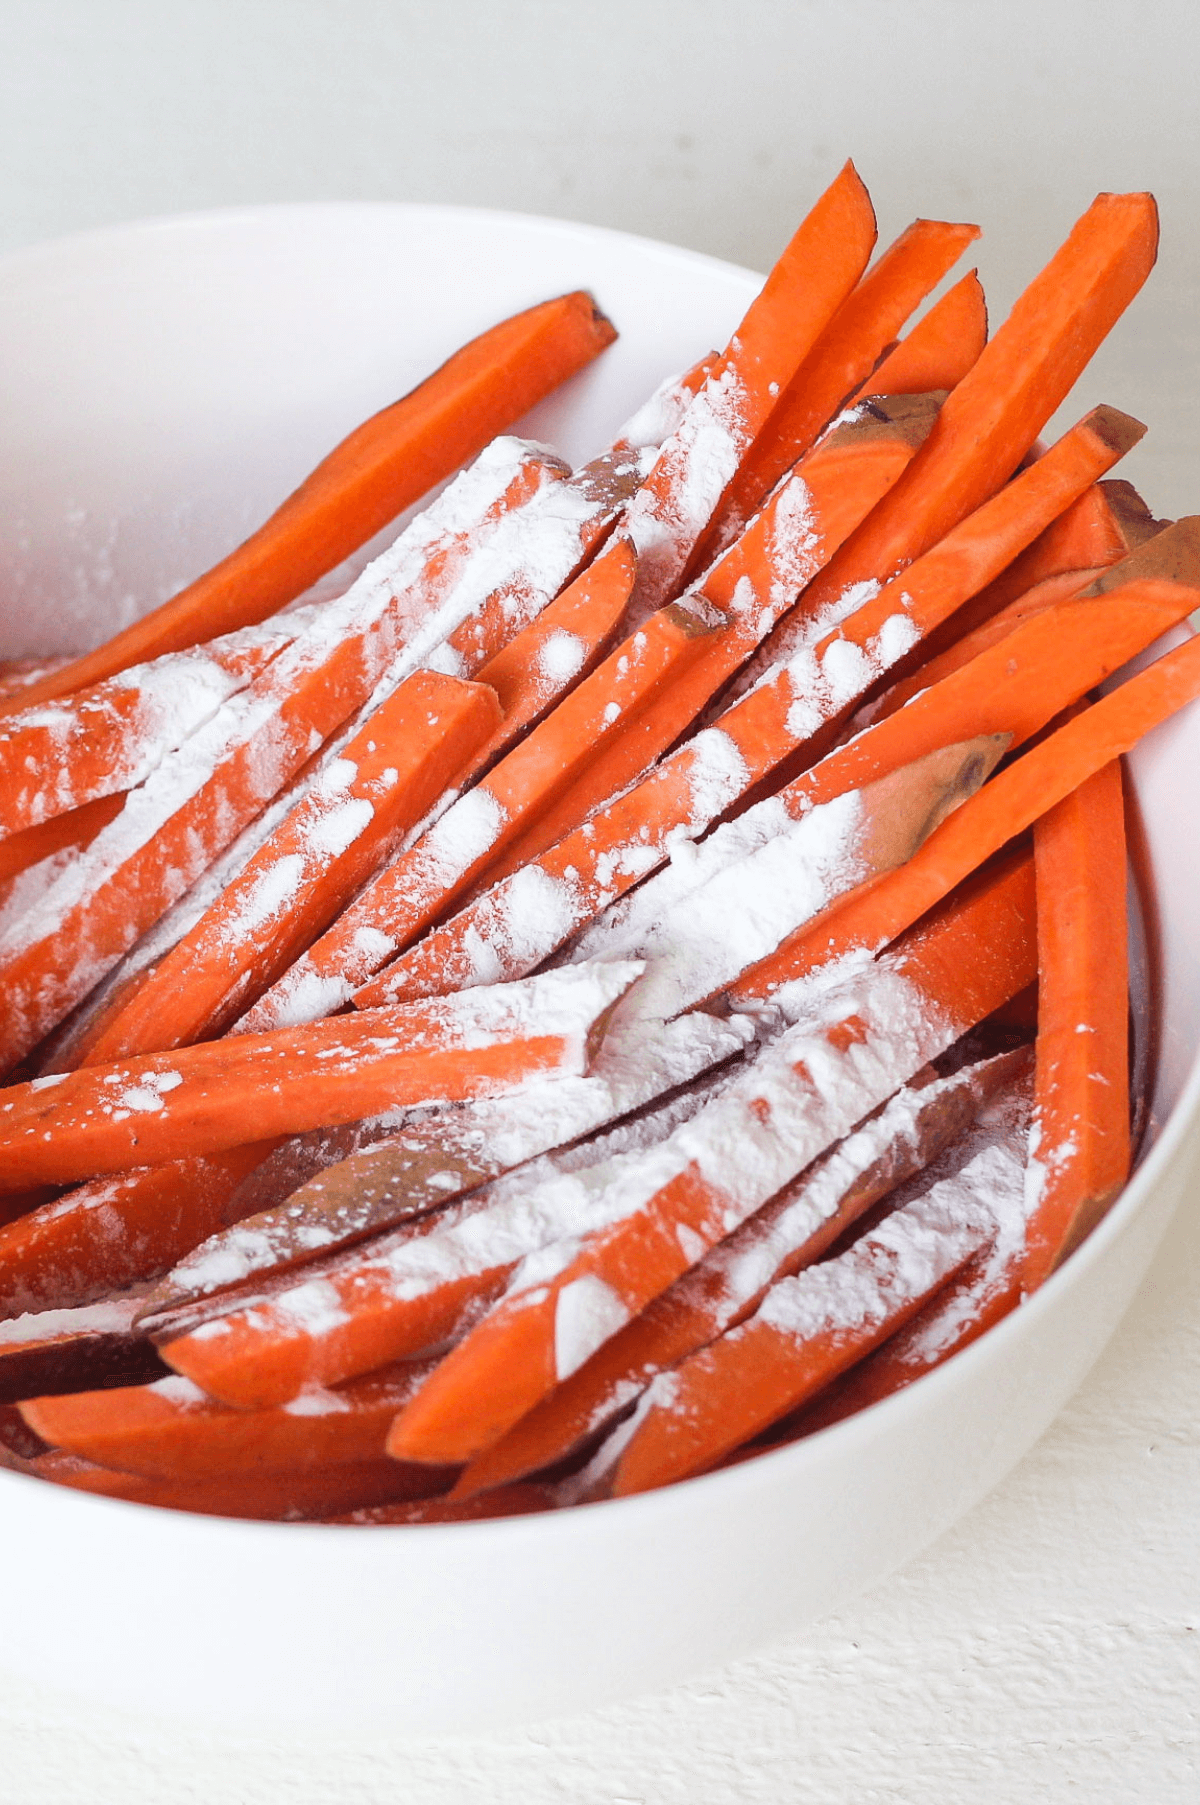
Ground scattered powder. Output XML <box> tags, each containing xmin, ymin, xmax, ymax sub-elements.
<box><xmin>576</xmin><ymin>787</ymin><xmax>866</xmax><ymax>1021</ymax></box>
<box><xmin>270</xmin><ymin>1278</ymin><xmax>351</xmax><ymax>1337</ymax></box>
<box><xmin>161</xmin><ymin>1008</ymin><xmax>751</xmax><ymax>1311</ymax></box>
<box><xmin>752</xmin><ymin>1144</ymin><xmax>1011</xmax><ymax>1344</ymax></box>
<box><xmin>406</xmin><ymin>787</ymin><xmax>507</xmax><ymax>893</ymax></box>
<box><xmin>878</xmin><ymin>1080</ymin><xmax>1034</xmax><ymax>1365</ymax></box>
<box><xmin>537</xmin><ymin>628</ymin><xmax>587</xmax><ymax>687</ymax></box>
<box><xmin>554</xmin><ymin>1275</ymin><xmax>631</xmax><ymax>1380</ymax></box>
<box><xmin>226</xmin><ymin>853</ymin><xmax>307</xmax><ymax>938</ymax></box>
<box><xmin>282</xmin><ymin>1386</ymin><xmax>352</xmax><ymax>1417</ymax></box>
<box><xmin>0</xmin><ymin>1295</ymin><xmax>142</xmax><ymax>1345</ymax></box>
<box><xmin>305</xmin><ymin>796</ymin><xmax>375</xmax><ymax>860</ymax></box>
<box><xmin>149</xmin><ymin>1374</ymin><xmax>208</xmax><ymax>1406</ymax></box>
<box><xmin>623</xmin><ymin>362</ymin><xmax>749</xmax><ymax>613</ymax></box>
<box><xmin>612</xmin><ymin>365</ymin><xmax>715</xmax><ymax>453</ymax></box>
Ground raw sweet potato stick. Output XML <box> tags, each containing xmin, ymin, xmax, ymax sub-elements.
<box><xmin>873</xmin><ymin>504</ymin><xmax>1192</xmax><ymax>716</ymax></box>
<box><xmin>724</xmin><ymin>402</ymin><xmax>1144</xmax><ymax>708</ymax></box>
<box><xmin>855</xmin><ymin>270</ymin><xmax>989</xmax><ymax>400</ymax></box>
<box><xmin>380</xmin><ymin>854</ymin><xmax>1038</xmax><ymax>1464</ymax></box>
<box><xmin>21</xmin><ymin>1357</ymin><xmax>443</xmax><ymax>1479</ymax></box>
<box><xmin>568</xmin><ymin>736</ymin><xmax>1006</xmax><ymax>1027</ymax></box>
<box><xmin>454</xmin><ymin>1049</ymin><xmax>1026</xmax><ymax>1497</ymax></box>
<box><xmin>922</xmin><ymin>471</ymin><xmax>1168</xmax><ymax>638</ymax></box>
<box><xmin>0</xmin><ymin>961</ymin><xmax>641</xmax><ymax>1191</ymax></box>
<box><xmin>5</xmin><ymin>290</ymin><xmax>618</xmax><ymax>711</ymax></box>
<box><xmin>1022</xmin><ymin>762</ymin><xmax>1131</xmax><ymax>1286</ymax></box>
<box><xmin>246</xmin><ymin>396</ymin><xmax>932</xmax><ymax>1029</ymax></box>
<box><xmin>0</xmin><ymin>1143</ymin><xmax>281</xmax><ymax>1320</ymax></box>
<box><xmin>741</xmin><ymin>191</ymin><xmax>1160</xmax><ymax>672</ymax></box>
<box><xmin>0</xmin><ymin>612</ymin><xmax>312</xmax><ymax>841</ymax></box>
<box><xmin>0</xmin><ymin>1294</ymin><xmax>165</xmax><ymax>1404</ymax></box>
<box><xmin>620</xmin><ymin>160</ymin><xmax>877</xmax><ymax>616</ymax></box>
<box><xmin>30</xmin><ymin>397</ymin><xmax>685</xmax><ymax>1072</ymax></box>
<box><xmin>608</xmin><ymin>1138</ymin><xmax>1024</xmax><ymax>1495</ymax></box>
<box><xmin>77</xmin><ymin>669</ymin><xmax>504</xmax><ymax>1061</ymax></box>
<box><xmin>47</xmin><ymin>542</ymin><xmax>638</xmax><ymax>1073</ymax></box>
<box><xmin>725</xmin><ymin>615</ymin><xmax>1200</xmax><ymax>1006</ymax></box>
<box><xmin>17</xmin><ymin>1448</ymin><xmax>450</xmax><ymax>1521</ymax></box>
<box><xmin>0</xmin><ymin>438</ymin><xmax>563</xmax><ymax>1071</ymax></box>
<box><xmin>701</xmin><ymin>217</ymin><xmax>979</xmax><ymax>561</ymax></box>
<box><xmin>0</xmin><ymin>795</ymin><xmax>125</xmax><ymax>886</ymax></box>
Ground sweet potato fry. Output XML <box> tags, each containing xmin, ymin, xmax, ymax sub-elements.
<box><xmin>454</xmin><ymin>1049</ymin><xmax>1026</xmax><ymax>1497</ymax></box>
<box><xmin>856</xmin><ymin>270</ymin><xmax>989</xmax><ymax>400</ymax></box>
<box><xmin>0</xmin><ymin>793</ymin><xmax>125</xmax><ymax>885</ymax></box>
<box><xmin>78</xmin><ymin>669</ymin><xmax>504</xmax><ymax>1061</ymax></box>
<box><xmin>0</xmin><ymin>961</ymin><xmax>641</xmax><ymax>1191</ymax></box>
<box><xmin>727</xmin><ymin>401</ymin><xmax>1144</xmax><ymax>709</ymax></box>
<box><xmin>622</xmin><ymin>160</ymin><xmax>877</xmax><ymax>614</ymax></box>
<box><xmin>1022</xmin><ymin>762</ymin><xmax>1131</xmax><ymax>1285</ymax></box>
<box><xmin>725</xmin><ymin>614</ymin><xmax>1200</xmax><ymax>1006</ymax></box>
<box><xmin>748</xmin><ymin>191</ymin><xmax>1160</xmax><ymax>659</ymax></box>
<box><xmin>0</xmin><ymin>614</ymin><xmax>308</xmax><ymax>843</ymax></box>
<box><xmin>382</xmin><ymin>859</ymin><xmax>1036</xmax><ymax>1466</ymax></box>
<box><xmin>24</xmin><ymin>1448</ymin><xmax>451</xmax><ymax>1520</ymax></box>
<box><xmin>0</xmin><ymin>1295</ymin><xmax>166</xmax><ymax>1404</ymax></box>
<box><xmin>608</xmin><ymin>1140</ymin><xmax>1023</xmax><ymax>1494</ymax></box>
<box><xmin>569</xmin><ymin>735</ymin><xmax>1006</xmax><ymax>1024</ymax></box>
<box><xmin>703</xmin><ymin>218</ymin><xmax>979</xmax><ymax>557</ymax></box>
<box><xmin>0</xmin><ymin>1142</ymin><xmax>281</xmax><ymax>1319</ymax></box>
<box><xmin>931</xmin><ymin>472</ymin><xmax>1169</xmax><ymax>635</ymax></box>
<box><xmin>20</xmin><ymin>1356</ymin><xmax>443</xmax><ymax>1480</ymax></box>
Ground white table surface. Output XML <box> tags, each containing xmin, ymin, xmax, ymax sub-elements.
<box><xmin>1</xmin><ymin>4</ymin><xmax>1198</xmax><ymax>1798</ymax></box>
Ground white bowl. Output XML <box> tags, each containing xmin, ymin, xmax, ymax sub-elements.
<box><xmin>0</xmin><ymin>203</ymin><xmax>1197</xmax><ymax>1736</ymax></box>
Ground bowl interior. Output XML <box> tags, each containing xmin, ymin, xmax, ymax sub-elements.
<box><xmin>0</xmin><ymin>203</ymin><xmax>1197</xmax><ymax>1733</ymax></box>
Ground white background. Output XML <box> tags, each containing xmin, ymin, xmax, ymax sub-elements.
<box><xmin>1</xmin><ymin>2</ymin><xmax>1199</xmax><ymax>1798</ymax></box>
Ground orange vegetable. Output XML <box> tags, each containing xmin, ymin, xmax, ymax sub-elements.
<box><xmin>0</xmin><ymin>793</ymin><xmax>124</xmax><ymax>885</ymax></box>
<box><xmin>1022</xmin><ymin>762</ymin><xmax>1132</xmax><ymax>1286</ymax></box>
<box><xmin>22</xmin><ymin>1448</ymin><xmax>450</xmax><ymax>1521</ymax></box>
<box><xmin>725</xmin><ymin>615</ymin><xmax>1200</xmax><ymax>1006</ymax></box>
<box><xmin>20</xmin><ymin>1356</ymin><xmax>443</xmax><ymax>1480</ymax></box>
<box><xmin>856</xmin><ymin>269</ymin><xmax>989</xmax><ymax>399</ymax></box>
<box><xmin>623</xmin><ymin>159</ymin><xmax>878</xmax><ymax>613</ymax></box>
<box><xmin>699</xmin><ymin>217</ymin><xmax>979</xmax><ymax>561</ymax></box>
<box><xmin>0</xmin><ymin>961</ymin><xmax>638</xmax><ymax>1191</ymax></box>
<box><xmin>77</xmin><ymin>669</ymin><xmax>503</xmax><ymax>1061</ymax></box>
<box><xmin>749</xmin><ymin>191</ymin><xmax>1160</xmax><ymax>659</ymax></box>
<box><xmin>0</xmin><ymin>1143</ymin><xmax>281</xmax><ymax>1319</ymax></box>
<box><xmin>383</xmin><ymin>857</ymin><xmax>1037</xmax><ymax>1467</ymax></box>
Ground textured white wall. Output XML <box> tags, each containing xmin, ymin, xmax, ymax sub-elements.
<box><xmin>1</xmin><ymin>4</ymin><xmax>1199</xmax><ymax>1798</ymax></box>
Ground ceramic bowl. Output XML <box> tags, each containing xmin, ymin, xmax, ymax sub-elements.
<box><xmin>0</xmin><ymin>204</ymin><xmax>1196</xmax><ymax>1735</ymax></box>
